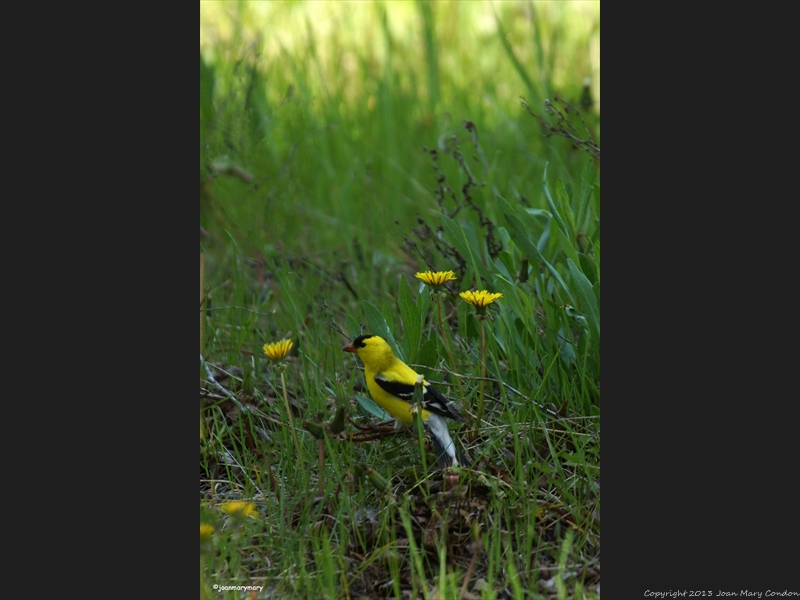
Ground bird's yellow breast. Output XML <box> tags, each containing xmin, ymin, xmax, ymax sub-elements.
<box><xmin>364</xmin><ymin>369</ymin><xmax>431</xmax><ymax>425</ymax></box>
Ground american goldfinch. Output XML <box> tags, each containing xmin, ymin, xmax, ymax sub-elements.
<box><xmin>343</xmin><ymin>334</ymin><xmax>470</xmax><ymax>468</ymax></box>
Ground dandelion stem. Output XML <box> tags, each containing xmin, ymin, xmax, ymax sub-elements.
<box><xmin>476</xmin><ymin>318</ymin><xmax>487</xmax><ymax>434</ymax></box>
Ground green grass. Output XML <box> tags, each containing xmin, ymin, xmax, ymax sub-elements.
<box><xmin>201</xmin><ymin>2</ymin><xmax>599</xmax><ymax>598</ymax></box>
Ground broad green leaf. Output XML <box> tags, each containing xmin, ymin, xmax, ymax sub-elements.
<box><xmin>546</xmin><ymin>216</ymin><xmax>560</xmax><ymax>258</ymax></box>
<box><xmin>518</xmin><ymin>208</ymin><xmax>551</xmax><ymax>251</ymax></box>
<box><xmin>463</xmin><ymin>220</ymin><xmax>497</xmax><ymax>283</ymax></box>
<box><xmin>416</xmin><ymin>338</ymin><xmax>439</xmax><ymax>374</ymax></box>
<box><xmin>355</xmin><ymin>394</ymin><xmax>391</xmax><ymax>420</ymax></box>
<box><xmin>523</xmin><ymin>208</ymin><xmax>553</xmax><ymax>219</ymax></box>
<box><xmin>462</xmin><ymin>219</ymin><xmax>481</xmax><ymax>257</ymax></box>
<box><xmin>493</xmin><ymin>275</ymin><xmax>537</xmax><ymax>344</ymax></box>
<box><xmin>577</xmin><ymin>158</ymin><xmax>595</xmax><ymax>233</ymax></box>
<box><xmin>440</xmin><ymin>214</ymin><xmax>494</xmax><ymax>286</ymax></box>
<box><xmin>579</xmin><ymin>253</ymin><xmax>598</xmax><ymax>286</ymax></box>
<box><xmin>556</xmin><ymin>326</ymin><xmax>577</xmax><ymax>364</ymax></box>
<box><xmin>593</xmin><ymin>280</ymin><xmax>600</xmax><ymax>308</ymax></box>
<box><xmin>564</xmin><ymin>305</ymin><xmax>589</xmax><ymax>333</ymax></box>
<box><xmin>497</xmin><ymin>226</ymin><xmax>512</xmax><ymax>251</ymax></box>
<box><xmin>495</xmin><ymin>251</ymin><xmax>515</xmax><ymax>280</ymax></box>
<box><xmin>498</xmin><ymin>196</ymin><xmax>575</xmax><ymax>305</ymax></box>
<box><xmin>362</xmin><ymin>301</ymin><xmax>404</xmax><ymax>360</ymax></box>
<box><xmin>417</xmin><ymin>282</ymin><xmax>432</xmax><ymax>330</ymax></box>
<box><xmin>439</xmin><ymin>215</ymin><xmax>471</xmax><ymax>267</ymax></box>
<box><xmin>464</xmin><ymin>309</ymin><xmax>481</xmax><ymax>339</ymax></box>
<box><xmin>398</xmin><ymin>275</ymin><xmax>420</xmax><ymax>363</ymax></box>
<box><xmin>461</xmin><ymin>262</ymin><xmax>476</xmax><ymax>294</ymax></box>
<box><xmin>579</xmin><ymin>209</ymin><xmax>594</xmax><ymax>238</ymax></box>
<box><xmin>492</xmin><ymin>275</ymin><xmax>526</xmax><ymax>327</ymax></box>
<box><xmin>346</xmin><ymin>314</ymin><xmax>362</xmax><ymax>340</ymax></box>
<box><xmin>542</xmin><ymin>164</ymin><xmax>568</xmax><ymax>234</ymax></box>
<box><xmin>537</xmin><ymin>218</ymin><xmax>551</xmax><ymax>256</ymax></box>
<box><xmin>555</xmin><ymin>227</ymin><xmax>581</xmax><ymax>273</ymax></box>
<box><xmin>381</xmin><ymin>302</ymin><xmax>395</xmax><ymax>332</ymax></box>
<box><xmin>556</xmin><ymin>178</ymin><xmax>577</xmax><ymax>235</ymax></box>
<box><xmin>593</xmin><ymin>238</ymin><xmax>601</xmax><ymax>279</ymax></box>
<box><xmin>568</xmin><ymin>258</ymin><xmax>600</xmax><ymax>340</ymax></box>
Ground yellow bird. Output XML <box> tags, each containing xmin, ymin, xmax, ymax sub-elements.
<box><xmin>343</xmin><ymin>334</ymin><xmax>469</xmax><ymax>468</ymax></box>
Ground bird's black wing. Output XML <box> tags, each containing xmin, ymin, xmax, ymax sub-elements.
<box><xmin>373</xmin><ymin>375</ymin><xmax>415</xmax><ymax>399</ymax></box>
<box><xmin>374</xmin><ymin>374</ymin><xmax>466</xmax><ymax>422</ymax></box>
<box><xmin>424</xmin><ymin>383</ymin><xmax>467</xmax><ymax>422</ymax></box>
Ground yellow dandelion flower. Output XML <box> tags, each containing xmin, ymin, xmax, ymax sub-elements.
<box><xmin>263</xmin><ymin>339</ymin><xmax>293</xmax><ymax>361</ymax></box>
<box><xmin>200</xmin><ymin>523</ymin><xmax>215</xmax><ymax>542</ymax></box>
<box><xmin>219</xmin><ymin>501</ymin><xmax>259</xmax><ymax>519</ymax></box>
<box><xmin>459</xmin><ymin>290</ymin><xmax>503</xmax><ymax>308</ymax></box>
<box><xmin>415</xmin><ymin>270</ymin><xmax>457</xmax><ymax>286</ymax></box>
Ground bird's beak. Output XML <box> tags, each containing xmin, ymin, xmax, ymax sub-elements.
<box><xmin>342</xmin><ymin>343</ymin><xmax>356</xmax><ymax>353</ymax></box>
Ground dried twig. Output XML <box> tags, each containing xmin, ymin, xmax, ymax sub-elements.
<box><xmin>521</xmin><ymin>95</ymin><xmax>600</xmax><ymax>159</ymax></box>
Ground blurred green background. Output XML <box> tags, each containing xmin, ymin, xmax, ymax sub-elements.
<box><xmin>200</xmin><ymin>0</ymin><xmax>599</xmax><ymax>259</ymax></box>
